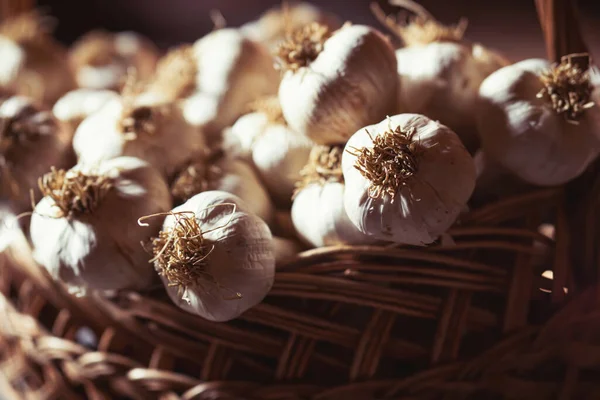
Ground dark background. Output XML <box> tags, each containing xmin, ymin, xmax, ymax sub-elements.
<box><xmin>35</xmin><ymin>0</ymin><xmax>600</xmax><ymax>61</ymax></box>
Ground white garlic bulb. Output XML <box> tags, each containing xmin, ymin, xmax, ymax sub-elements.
<box><xmin>70</xmin><ymin>31</ymin><xmax>159</xmax><ymax>90</ymax></box>
<box><xmin>0</xmin><ymin>12</ymin><xmax>75</xmax><ymax>105</ymax></box>
<box><xmin>30</xmin><ymin>156</ymin><xmax>171</xmax><ymax>295</ymax></box>
<box><xmin>0</xmin><ymin>95</ymin><xmax>73</xmax><ymax>214</ymax></box>
<box><xmin>73</xmin><ymin>93</ymin><xmax>206</xmax><ymax>180</ymax></box>
<box><xmin>145</xmin><ymin>30</ymin><xmax>279</xmax><ymax>142</ymax></box>
<box><xmin>240</xmin><ymin>2</ymin><xmax>340</xmax><ymax>51</ymax></box>
<box><xmin>53</xmin><ymin>88</ymin><xmax>119</xmax><ymax>128</ymax></box>
<box><xmin>171</xmin><ymin>157</ymin><xmax>274</xmax><ymax>224</ymax></box>
<box><xmin>477</xmin><ymin>57</ymin><xmax>600</xmax><ymax>186</ymax></box>
<box><xmin>342</xmin><ymin>114</ymin><xmax>475</xmax><ymax>245</ymax></box>
<box><xmin>292</xmin><ymin>145</ymin><xmax>374</xmax><ymax>248</ymax></box>
<box><xmin>278</xmin><ymin>23</ymin><xmax>398</xmax><ymax>144</ymax></box>
<box><xmin>149</xmin><ymin>190</ymin><xmax>274</xmax><ymax>322</ymax></box>
<box><xmin>222</xmin><ymin>111</ymin><xmax>269</xmax><ymax>161</ymax></box>
<box><xmin>372</xmin><ymin>1</ymin><xmax>509</xmax><ymax>152</ymax></box>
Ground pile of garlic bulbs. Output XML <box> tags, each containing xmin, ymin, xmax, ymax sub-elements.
<box><xmin>1</xmin><ymin>1</ymin><xmax>599</xmax><ymax>323</ymax></box>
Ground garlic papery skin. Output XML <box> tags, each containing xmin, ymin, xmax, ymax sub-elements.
<box><xmin>342</xmin><ymin>114</ymin><xmax>476</xmax><ymax>245</ymax></box>
<box><xmin>0</xmin><ymin>12</ymin><xmax>76</xmax><ymax>105</ymax></box>
<box><xmin>0</xmin><ymin>95</ymin><xmax>72</xmax><ymax>214</ymax></box>
<box><xmin>171</xmin><ymin>158</ymin><xmax>274</xmax><ymax>224</ymax></box>
<box><xmin>151</xmin><ymin>190</ymin><xmax>274</xmax><ymax>322</ymax></box>
<box><xmin>240</xmin><ymin>2</ymin><xmax>341</xmax><ymax>52</ymax></box>
<box><xmin>53</xmin><ymin>88</ymin><xmax>119</xmax><ymax>129</ymax></box>
<box><xmin>30</xmin><ymin>156</ymin><xmax>171</xmax><ymax>295</ymax></box>
<box><xmin>70</xmin><ymin>31</ymin><xmax>159</xmax><ymax>91</ymax></box>
<box><xmin>477</xmin><ymin>57</ymin><xmax>600</xmax><ymax>186</ymax></box>
<box><xmin>292</xmin><ymin>145</ymin><xmax>374</xmax><ymax>247</ymax></box>
<box><xmin>277</xmin><ymin>23</ymin><xmax>398</xmax><ymax>145</ymax></box>
<box><xmin>73</xmin><ymin>94</ymin><xmax>206</xmax><ymax>180</ymax></box>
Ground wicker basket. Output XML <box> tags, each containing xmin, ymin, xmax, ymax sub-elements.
<box><xmin>2</xmin><ymin>1</ymin><xmax>600</xmax><ymax>399</ymax></box>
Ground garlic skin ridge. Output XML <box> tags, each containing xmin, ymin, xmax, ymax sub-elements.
<box><xmin>30</xmin><ymin>157</ymin><xmax>172</xmax><ymax>295</ymax></box>
<box><xmin>159</xmin><ymin>190</ymin><xmax>275</xmax><ymax>322</ymax></box>
<box><xmin>342</xmin><ymin>114</ymin><xmax>476</xmax><ymax>245</ymax></box>
<box><xmin>477</xmin><ymin>58</ymin><xmax>600</xmax><ymax>186</ymax></box>
<box><xmin>278</xmin><ymin>24</ymin><xmax>399</xmax><ymax>145</ymax></box>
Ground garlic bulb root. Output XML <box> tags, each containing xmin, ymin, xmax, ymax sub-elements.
<box><xmin>277</xmin><ymin>22</ymin><xmax>330</xmax><ymax>71</ymax></box>
<box><xmin>294</xmin><ymin>144</ymin><xmax>344</xmax><ymax>195</ymax></box>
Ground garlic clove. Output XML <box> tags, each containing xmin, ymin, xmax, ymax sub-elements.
<box><xmin>342</xmin><ymin>114</ymin><xmax>475</xmax><ymax>245</ymax></box>
<box><xmin>156</xmin><ymin>190</ymin><xmax>275</xmax><ymax>322</ymax></box>
<box><xmin>278</xmin><ymin>23</ymin><xmax>398</xmax><ymax>145</ymax></box>
<box><xmin>477</xmin><ymin>58</ymin><xmax>600</xmax><ymax>186</ymax></box>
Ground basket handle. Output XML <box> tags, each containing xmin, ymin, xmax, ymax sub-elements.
<box><xmin>534</xmin><ymin>0</ymin><xmax>589</xmax><ymax>66</ymax></box>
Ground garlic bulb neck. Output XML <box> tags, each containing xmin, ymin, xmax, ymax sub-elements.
<box><xmin>296</xmin><ymin>145</ymin><xmax>343</xmax><ymax>193</ymax></box>
<box><xmin>277</xmin><ymin>22</ymin><xmax>331</xmax><ymax>71</ymax></box>
<box><xmin>149</xmin><ymin>45</ymin><xmax>197</xmax><ymax>101</ymax></box>
<box><xmin>171</xmin><ymin>161</ymin><xmax>221</xmax><ymax>203</ymax></box>
<box><xmin>350</xmin><ymin>124</ymin><xmax>418</xmax><ymax>200</ymax></box>
<box><xmin>536</xmin><ymin>54</ymin><xmax>595</xmax><ymax>123</ymax></box>
<box><xmin>150</xmin><ymin>212</ymin><xmax>220</xmax><ymax>294</ymax></box>
<box><xmin>0</xmin><ymin>11</ymin><xmax>52</xmax><ymax>44</ymax></box>
<box><xmin>248</xmin><ymin>95</ymin><xmax>285</xmax><ymax>125</ymax></box>
<box><xmin>371</xmin><ymin>1</ymin><xmax>466</xmax><ymax>47</ymax></box>
<box><xmin>38</xmin><ymin>167</ymin><xmax>113</xmax><ymax>218</ymax></box>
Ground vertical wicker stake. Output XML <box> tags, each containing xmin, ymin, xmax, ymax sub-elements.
<box><xmin>535</xmin><ymin>0</ymin><xmax>599</xmax><ymax>298</ymax></box>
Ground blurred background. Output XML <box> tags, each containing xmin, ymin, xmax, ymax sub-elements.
<box><xmin>35</xmin><ymin>0</ymin><xmax>600</xmax><ymax>61</ymax></box>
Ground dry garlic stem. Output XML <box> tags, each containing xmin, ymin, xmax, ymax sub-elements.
<box><xmin>292</xmin><ymin>145</ymin><xmax>374</xmax><ymax>248</ymax></box>
<box><xmin>477</xmin><ymin>57</ymin><xmax>600</xmax><ymax>186</ymax></box>
<box><xmin>342</xmin><ymin>114</ymin><xmax>475</xmax><ymax>245</ymax></box>
<box><xmin>240</xmin><ymin>2</ymin><xmax>341</xmax><ymax>51</ymax></box>
<box><xmin>30</xmin><ymin>157</ymin><xmax>172</xmax><ymax>295</ymax></box>
<box><xmin>277</xmin><ymin>22</ymin><xmax>398</xmax><ymax>144</ymax></box>
<box><xmin>146</xmin><ymin>45</ymin><xmax>197</xmax><ymax>102</ymax></box>
<box><xmin>0</xmin><ymin>96</ymin><xmax>71</xmax><ymax>214</ymax></box>
<box><xmin>277</xmin><ymin>22</ymin><xmax>331</xmax><ymax>72</ymax></box>
<box><xmin>0</xmin><ymin>12</ymin><xmax>75</xmax><ymax>104</ymax></box>
<box><xmin>38</xmin><ymin>167</ymin><xmax>113</xmax><ymax>218</ymax></box>
<box><xmin>373</xmin><ymin>0</ymin><xmax>509</xmax><ymax>153</ymax></box>
<box><xmin>152</xmin><ymin>191</ymin><xmax>275</xmax><ymax>322</ymax></box>
<box><xmin>536</xmin><ymin>54</ymin><xmax>595</xmax><ymax>123</ymax></box>
<box><xmin>349</xmin><ymin>125</ymin><xmax>418</xmax><ymax>200</ymax></box>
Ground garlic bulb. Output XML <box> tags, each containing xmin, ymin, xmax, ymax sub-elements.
<box><xmin>73</xmin><ymin>89</ymin><xmax>206</xmax><ymax>180</ymax></box>
<box><xmin>0</xmin><ymin>95</ymin><xmax>72</xmax><ymax>214</ymax></box>
<box><xmin>171</xmin><ymin>157</ymin><xmax>274</xmax><ymax>224</ymax></box>
<box><xmin>292</xmin><ymin>145</ymin><xmax>374</xmax><ymax>247</ymax></box>
<box><xmin>30</xmin><ymin>156</ymin><xmax>171</xmax><ymax>295</ymax></box>
<box><xmin>0</xmin><ymin>12</ymin><xmax>75</xmax><ymax>105</ymax></box>
<box><xmin>477</xmin><ymin>56</ymin><xmax>600</xmax><ymax>186</ymax></box>
<box><xmin>69</xmin><ymin>31</ymin><xmax>159</xmax><ymax>90</ymax></box>
<box><xmin>342</xmin><ymin>114</ymin><xmax>475</xmax><ymax>245</ymax></box>
<box><xmin>277</xmin><ymin>22</ymin><xmax>398</xmax><ymax>144</ymax></box>
<box><xmin>53</xmin><ymin>88</ymin><xmax>119</xmax><ymax>129</ymax></box>
<box><xmin>222</xmin><ymin>111</ymin><xmax>269</xmax><ymax>161</ymax></box>
<box><xmin>148</xmin><ymin>190</ymin><xmax>274</xmax><ymax>322</ymax></box>
<box><xmin>145</xmin><ymin>30</ymin><xmax>279</xmax><ymax>142</ymax></box>
<box><xmin>240</xmin><ymin>2</ymin><xmax>340</xmax><ymax>51</ymax></box>
<box><xmin>372</xmin><ymin>1</ymin><xmax>509</xmax><ymax>152</ymax></box>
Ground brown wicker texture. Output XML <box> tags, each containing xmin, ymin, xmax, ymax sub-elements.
<box><xmin>2</xmin><ymin>0</ymin><xmax>600</xmax><ymax>399</ymax></box>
